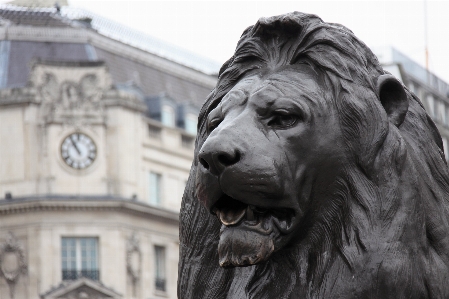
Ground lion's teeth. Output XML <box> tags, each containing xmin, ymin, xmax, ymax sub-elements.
<box><xmin>218</xmin><ymin>207</ymin><xmax>246</xmax><ymax>226</ymax></box>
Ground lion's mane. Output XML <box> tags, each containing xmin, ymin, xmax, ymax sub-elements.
<box><xmin>179</xmin><ymin>12</ymin><xmax>449</xmax><ymax>298</ymax></box>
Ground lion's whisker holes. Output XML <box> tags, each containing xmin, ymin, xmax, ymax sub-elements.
<box><xmin>199</xmin><ymin>158</ymin><xmax>210</xmax><ymax>170</ymax></box>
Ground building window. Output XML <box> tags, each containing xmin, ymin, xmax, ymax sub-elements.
<box><xmin>446</xmin><ymin>105</ymin><xmax>449</xmax><ymax>127</ymax></box>
<box><xmin>426</xmin><ymin>94</ymin><xmax>435</xmax><ymax>117</ymax></box>
<box><xmin>415</xmin><ymin>85</ymin><xmax>424</xmax><ymax>101</ymax></box>
<box><xmin>409</xmin><ymin>83</ymin><xmax>415</xmax><ymax>94</ymax></box>
<box><xmin>433</xmin><ymin>99</ymin><xmax>442</xmax><ymax>122</ymax></box>
<box><xmin>84</xmin><ymin>44</ymin><xmax>98</xmax><ymax>61</ymax></box>
<box><xmin>184</xmin><ymin>113</ymin><xmax>197</xmax><ymax>134</ymax></box>
<box><xmin>149</xmin><ymin>172</ymin><xmax>162</xmax><ymax>205</ymax></box>
<box><xmin>61</xmin><ymin>237</ymin><xmax>99</xmax><ymax>281</ymax></box>
<box><xmin>161</xmin><ymin>105</ymin><xmax>175</xmax><ymax>127</ymax></box>
<box><xmin>0</xmin><ymin>41</ymin><xmax>11</xmax><ymax>88</ymax></box>
<box><xmin>154</xmin><ymin>246</ymin><xmax>166</xmax><ymax>292</ymax></box>
<box><xmin>438</xmin><ymin>101</ymin><xmax>447</xmax><ymax>124</ymax></box>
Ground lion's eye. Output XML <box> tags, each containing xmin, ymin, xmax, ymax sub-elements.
<box><xmin>208</xmin><ymin>118</ymin><xmax>222</xmax><ymax>133</ymax></box>
<box><xmin>267</xmin><ymin>112</ymin><xmax>298</xmax><ymax>128</ymax></box>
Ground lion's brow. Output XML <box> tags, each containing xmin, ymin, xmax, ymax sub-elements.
<box><xmin>266</xmin><ymin>81</ymin><xmax>287</xmax><ymax>97</ymax></box>
<box><xmin>220</xmin><ymin>90</ymin><xmax>249</xmax><ymax>114</ymax></box>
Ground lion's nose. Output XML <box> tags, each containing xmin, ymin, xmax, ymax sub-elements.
<box><xmin>198</xmin><ymin>142</ymin><xmax>241</xmax><ymax>175</ymax></box>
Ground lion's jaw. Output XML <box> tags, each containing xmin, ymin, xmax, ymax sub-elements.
<box><xmin>195</xmin><ymin>155</ymin><xmax>302</xmax><ymax>268</ymax></box>
<box><xmin>213</xmin><ymin>193</ymin><xmax>298</xmax><ymax>267</ymax></box>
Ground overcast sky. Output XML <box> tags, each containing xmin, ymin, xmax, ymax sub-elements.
<box><xmin>5</xmin><ymin>0</ymin><xmax>449</xmax><ymax>83</ymax></box>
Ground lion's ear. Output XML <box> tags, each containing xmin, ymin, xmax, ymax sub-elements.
<box><xmin>376</xmin><ymin>74</ymin><xmax>409</xmax><ymax>127</ymax></box>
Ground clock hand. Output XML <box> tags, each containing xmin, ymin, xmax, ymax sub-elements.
<box><xmin>70</xmin><ymin>135</ymin><xmax>81</xmax><ymax>155</ymax></box>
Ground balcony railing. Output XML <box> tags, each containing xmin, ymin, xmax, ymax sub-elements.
<box><xmin>62</xmin><ymin>269</ymin><xmax>100</xmax><ymax>281</ymax></box>
<box><xmin>155</xmin><ymin>277</ymin><xmax>166</xmax><ymax>291</ymax></box>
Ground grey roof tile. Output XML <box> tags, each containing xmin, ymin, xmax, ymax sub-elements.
<box><xmin>6</xmin><ymin>41</ymin><xmax>92</xmax><ymax>87</ymax></box>
<box><xmin>95</xmin><ymin>47</ymin><xmax>212</xmax><ymax>107</ymax></box>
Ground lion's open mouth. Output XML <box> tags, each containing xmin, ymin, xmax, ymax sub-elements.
<box><xmin>212</xmin><ymin>194</ymin><xmax>262</xmax><ymax>225</ymax></box>
<box><xmin>212</xmin><ymin>194</ymin><xmax>296</xmax><ymax>232</ymax></box>
<box><xmin>211</xmin><ymin>194</ymin><xmax>297</xmax><ymax>267</ymax></box>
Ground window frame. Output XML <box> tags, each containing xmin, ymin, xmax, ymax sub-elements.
<box><xmin>184</xmin><ymin>113</ymin><xmax>198</xmax><ymax>134</ymax></box>
<box><xmin>154</xmin><ymin>245</ymin><xmax>167</xmax><ymax>292</ymax></box>
<box><xmin>149</xmin><ymin>171</ymin><xmax>162</xmax><ymax>206</ymax></box>
<box><xmin>161</xmin><ymin>105</ymin><xmax>176</xmax><ymax>127</ymax></box>
<box><xmin>426</xmin><ymin>94</ymin><xmax>435</xmax><ymax>117</ymax></box>
<box><xmin>438</xmin><ymin>100</ymin><xmax>446</xmax><ymax>124</ymax></box>
<box><xmin>61</xmin><ymin>237</ymin><xmax>99</xmax><ymax>281</ymax></box>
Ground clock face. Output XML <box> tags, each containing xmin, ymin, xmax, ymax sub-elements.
<box><xmin>61</xmin><ymin>133</ymin><xmax>97</xmax><ymax>169</ymax></box>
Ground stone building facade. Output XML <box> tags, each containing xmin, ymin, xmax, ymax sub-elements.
<box><xmin>0</xmin><ymin>4</ymin><xmax>217</xmax><ymax>299</ymax></box>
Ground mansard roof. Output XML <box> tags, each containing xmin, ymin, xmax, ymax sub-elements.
<box><xmin>0</xmin><ymin>5</ymin><xmax>218</xmax><ymax>107</ymax></box>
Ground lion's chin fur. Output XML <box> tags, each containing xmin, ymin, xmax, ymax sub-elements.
<box><xmin>218</xmin><ymin>225</ymin><xmax>275</xmax><ymax>268</ymax></box>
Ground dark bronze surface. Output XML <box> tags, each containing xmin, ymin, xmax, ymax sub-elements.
<box><xmin>178</xmin><ymin>12</ymin><xmax>449</xmax><ymax>298</ymax></box>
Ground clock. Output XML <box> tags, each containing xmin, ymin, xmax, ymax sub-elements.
<box><xmin>61</xmin><ymin>133</ymin><xmax>97</xmax><ymax>169</ymax></box>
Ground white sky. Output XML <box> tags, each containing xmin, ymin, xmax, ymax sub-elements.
<box><xmin>4</xmin><ymin>0</ymin><xmax>449</xmax><ymax>83</ymax></box>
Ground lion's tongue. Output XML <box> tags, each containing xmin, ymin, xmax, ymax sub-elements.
<box><xmin>217</xmin><ymin>207</ymin><xmax>246</xmax><ymax>226</ymax></box>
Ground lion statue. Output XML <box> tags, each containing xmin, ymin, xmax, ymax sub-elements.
<box><xmin>178</xmin><ymin>12</ymin><xmax>449</xmax><ymax>299</ymax></box>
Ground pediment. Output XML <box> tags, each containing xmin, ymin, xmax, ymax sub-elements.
<box><xmin>41</xmin><ymin>277</ymin><xmax>122</xmax><ymax>299</ymax></box>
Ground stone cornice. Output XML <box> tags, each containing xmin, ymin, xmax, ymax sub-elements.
<box><xmin>0</xmin><ymin>197</ymin><xmax>179</xmax><ymax>224</ymax></box>
<box><xmin>0</xmin><ymin>26</ymin><xmax>89</xmax><ymax>43</ymax></box>
<box><xmin>0</xmin><ymin>86</ymin><xmax>147</xmax><ymax>114</ymax></box>
<box><xmin>0</xmin><ymin>25</ymin><xmax>217</xmax><ymax>89</ymax></box>
<box><xmin>0</xmin><ymin>87</ymin><xmax>38</xmax><ymax>106</ymax></box>
<box><xmin>103</xmin><ymin>89</ymin><xmax>147</xmax><ymax>113</ymax></box>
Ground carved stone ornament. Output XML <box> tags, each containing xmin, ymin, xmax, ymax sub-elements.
<box><xmin>0</xmin><ymin>232</ymin><xmax>27</xmax><ymax>283</ymax></box>
<box><xmin>29</xmin><ymin>61</ymin><xmax>111</xmax><ymax>126</ymax></box>
<box><xmin>126</xmin><ymin>233</ymin><xmax>141</xmax><ymax>283</ymax></box>
<box><xmin>178</xmin><ymin>11</ymin><xmax>449</xmax><ymax>299</ymax></box>
<box><xmin>39</xmin><ymin>73</ymin><xmax>104</xmax><ymax>123</ymax></box>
